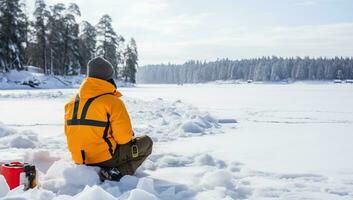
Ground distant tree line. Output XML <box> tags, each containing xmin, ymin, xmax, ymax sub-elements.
<box><xmin>137</xmin><ymin>57</ymin><xmax>353</xmax><ymax>83</ymax></box>
<box><xmin>0</xmin><ymin>0</ymin><xmax>138</xmax><ymax>82</ymax></box>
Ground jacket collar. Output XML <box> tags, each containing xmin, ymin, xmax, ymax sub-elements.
<box><xmin>79</xmin><ymin>77</ymin><xmax>122</xmax><ymax>99</ymax></box>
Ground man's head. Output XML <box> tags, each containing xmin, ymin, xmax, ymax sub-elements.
<box><xmin>87</xmin><ymin>57</ymin><xmax>115</xmax><ymax>81</ymax></box>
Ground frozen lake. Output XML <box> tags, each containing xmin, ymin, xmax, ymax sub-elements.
<box><xmin>120</xmin><ymin>83</ymin><xmax>353</xmax><ymax>176</ymax></box>
<box><xmin>1</xmin><ymin>83</ymin><xmax>352</xmax><ymax>176</ymax></box>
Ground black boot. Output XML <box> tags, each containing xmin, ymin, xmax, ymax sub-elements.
<box><xmin>99</xmin><ymin>167</ymin><xmax>123</xmax><ymax>182</ymax></box>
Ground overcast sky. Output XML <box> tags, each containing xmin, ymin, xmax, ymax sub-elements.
<box><xmin>26</xmin><ymin>0</ymin><xmax>353</xmax><ymax>65</ymax></box>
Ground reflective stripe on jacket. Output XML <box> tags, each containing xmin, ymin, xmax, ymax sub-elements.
<box><xmin>64</xmin><ymin>77</ymin><xmax>133</xmax><ymax>164</ymax></box>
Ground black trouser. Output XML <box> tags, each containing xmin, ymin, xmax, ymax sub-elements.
<box><xmin>94</xmin><ymin>135</ymin><xmax>153</xmax><ymax>175</ymax></box>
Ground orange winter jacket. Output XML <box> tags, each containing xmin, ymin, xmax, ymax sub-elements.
<box><xmin>64</xmin><ymin>77</ymin><xmax>133</xmax><ymax>164</ymax></box>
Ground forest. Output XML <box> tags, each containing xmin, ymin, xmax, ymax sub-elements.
<box><xmin>137</xmin><ymin>57</ymin><xmax>353</xmax><ymax>83</ymax></box>
<box><xmin>0</xmin><ymin>0</ymin><xmax>138</xmax><ymax>82</ymax></box>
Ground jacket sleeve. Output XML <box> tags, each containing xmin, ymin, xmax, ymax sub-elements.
<box><xmin>109</xmin><ymin>97</ymin><xmax>133</xmax><ymax>145</ymax></box>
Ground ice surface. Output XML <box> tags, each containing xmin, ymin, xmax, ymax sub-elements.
<box><xmin>1</xmin><ymin>82</ymin><xmax>353</xmax><ymax>199</ymax></box>
<box><xmin>122</xmin><ymin>84</ymin><xmax>353</xmax><ymax>174</ymax></box>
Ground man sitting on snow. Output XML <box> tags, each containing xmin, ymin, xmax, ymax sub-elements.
<box><xmin>64</xmin><ymin>57</ymin><xmax>153</xmax><ymax>181</ymax></box>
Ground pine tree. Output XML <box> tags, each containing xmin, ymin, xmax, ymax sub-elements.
<box><xmin>46</xmin><ymin>3</ymin><xmax>80</xmax><ymax>75</ymax></box>
<box><xmin>115</xmin><ymin>35</ymin><xmax>125</xmax><ymax>79</ymax></box>
<box><xmin>0</xmin><ymin>0</ymin><xmax>26</xmax><ymax>71</ymax></box>
<box><xmin>0</xmin><ymin>1</ymin><xmax>139</xmax><ymax>77</ymax></box>
<box><xmin>122</xmin><ymin>38</ymin><xmax>138</xmax><ymax>83</ymax></box>
<box><xmin>78</xmin><ymin>21</ymin><xmax>97</xmax><ymax>74</ymax></box>
<box><xmin>32</xmin><ymin>0</ymin><xmax>49</xmax><ymax>73</ymax></box>
<box><xmin>18</xmin><ymin>1</ymin><xmax>29</xmax><ymax>65</ymax></box>
<box><xmin>96</xmin><ymin>15</ymin><xmax>120</xmax><ymax>77</ymax></box>
<box><xmin>0</xmin><ymin>1</ymin><xmax>4</xmax><ymax>72</ymax></box>
<box><xmin>47</xmin><ymin>3</ymin><xmax>66</xmax><ymax>75</ymax></box>
<box><xmin>63</xmin><ymin>3</ymin><xmax>81</xmax><ymax>75</ymax></box>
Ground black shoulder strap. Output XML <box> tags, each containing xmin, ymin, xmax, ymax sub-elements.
<box><xmin>80</xmin><ymin>92</ymin><xmax>114</xmax><ymax>120</ymax></box>
<box><xmin>69</xmin><ymin>92</ymin><xmax>114</xmax><ymax>123</ymax></box>
<box><xmin>72</xmin><ymin>94</ymin><xmax>80</xmax><ymax>122</ymax></box>
<box><xmin>103</xmin><ymin>113</ymin><xmax>114</xmax><ymax>156</ymax></box>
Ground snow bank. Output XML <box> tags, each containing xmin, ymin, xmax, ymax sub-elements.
<box><xmin>2</xmin><ymin>148</ymin><xmax>353</xmax><ymax>200</ymax></box>
<box><xmin>0</xmin><ymin>90</ymin><xmax>71</xmax><ymax>99</ymax></box>
<box><xmin>2</xmin><ymin>154</ymin><xmax>226</xmax><ymax>199</ymax></box>
<box><xmin>5</xmin><ymin>70</ymin><xmax>40</xmax><ymax>83</ymax></box>
<box><xmin>0</xmin><ymin>70</ymin><xmax>85</xmax><ymax>89</ymax></box>
<box><xmin>0</xmin><ymin>69</ymin><xmax>134</xmax><ymax>90</ymax></box>
<box><xmin>2</xmin><ymin>158</ymin><xmax>192</xmax><ymax>199</ymax></box>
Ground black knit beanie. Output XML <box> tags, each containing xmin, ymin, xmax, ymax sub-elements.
<box><xmin>87</xmin><ymin>57</ymin><xmax>115</xmax><ymax>80</ymax></box>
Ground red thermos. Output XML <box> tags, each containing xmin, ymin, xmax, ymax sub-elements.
<box><xmin>0</xmin><ymin>162</ymin><xmax>37</xmax><ymax>190</ymax></box>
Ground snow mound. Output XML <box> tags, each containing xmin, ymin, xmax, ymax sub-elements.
<box><xmin>0</xmin><ymin>124</ymin><xmax>17</xmax><ymax>137</ymax></box>
<box><xmin>2</xmin><ymin>149</ymin><xmax>351</xmax><ymax>200</ymax></box>
<box><xmin>194</xmin><ymin>154</ymin><xmax>226</xmax><ymax>168</ymax></box>
<box><xmin>24</xmin><ymin>150</ymin><xmax>61</xmax><ymax>173</ymax></box>
<box><xmin>182</xmin><ymin>121</ymin><xmax>204</xmax><ymax>133</ymax></box>
<box><xmin>128</xmin><ymin>98</ymin><xmax>222</xmax><ymax>142</ymax></box>
<box><xmin>181</xmin><ymin>114</ymin><xmax>219</xmax><ymax>134</ymax></box>
<box><xmin>128</xmin><ymin>189</ymin><xmax>157</xmax><ymax>200</ymax></box>
<box><xmin>74</xmin><ymin>185</ymin><xmax>116</xmax><ymax>200</ymax></box>
<box><xmin>2</xmin><ymin>156</ymin><xmax>194</xmax><ymax>199</ymax></box>
<box><xmin>41</xmin><ymin>160</ymin><xmax>100</xmax><ymax>195</ymax></box>
<box><xmin>9</xmin><ymin>134</ymin><xmax>38</xmax><ymax>148</ymax></box>
<box><xmin>6</xmin><ymin>187</ymin><xmax>56</xmax><ymax>200</ymax></box>
<box><xmin>141</xmin><ymin>153</ymin><xmax>225</xmax><ymax>171</ymax></box>
<box><xmin>200</xmin><ymin>170</ymin><xmax>234</xmax><ymax>190</ymax></box>
<box><xmin>0</xmin><ymin>125</ymin><xmax>39</xmax><ymax>149</ymax></box>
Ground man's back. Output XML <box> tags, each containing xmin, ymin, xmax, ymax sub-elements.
<box><xmin>64</xmin><ymin>77</ymin><xmax>133</xmax><ymax>164</ymax></box>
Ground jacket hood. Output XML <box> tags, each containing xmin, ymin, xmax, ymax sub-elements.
<box><xmin>79</xmin><ymin>77</ymin><xmax>122</xmax><ymax>99</ymax></box>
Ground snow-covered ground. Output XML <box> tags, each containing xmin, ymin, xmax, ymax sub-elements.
<box><xmin>1</xmin><ymin>83</ymin><xmax>353</xmax><ymax>199</ymax></box>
